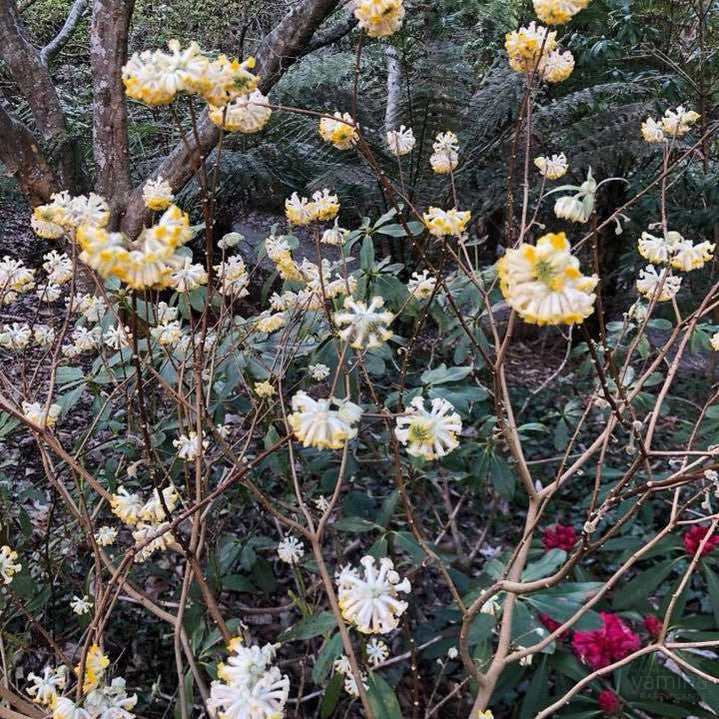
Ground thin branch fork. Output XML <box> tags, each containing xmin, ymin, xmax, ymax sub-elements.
<box><xmin>39</xmin><ymin>0</ymin><xmax>88</xmax><ymax>67</ymax></box>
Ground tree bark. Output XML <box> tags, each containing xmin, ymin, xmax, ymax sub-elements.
<box><xmin>384</xmin><ymin>45</ymin><xmax>401</xmax><ymax>133</ymax></box>
<box><xmin>119</xmin><ymin>0</ymin><xmax>344</xmax><ymax>238</ymax></box>
<box><xmin>90</xmin><ymin>0</ymin><xmax>134</xmax><ymax>225</ymax></box>
<box><xmin>0</xmin><ymin>100</ymin><xmax>60</xmax><ymax>205</ymax></box>
<box><xmin>0</xmin><ymin>0</ymin><xmax>76</xmax><ymax>191</ymax></box>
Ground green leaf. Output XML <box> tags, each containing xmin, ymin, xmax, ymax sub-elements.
<box><xmin>333</xmin><ymin>516</ymin><xmax>381</xmax><ymax>533</ymax></box>
<box><xmin>521</xmin><ymin>549</ymin><xmax>567</xmax><ymax>582</ymax></box>
<box><xmin>421</xmin><ymin>363</ymin><xmax>473</xmax><ymax>385</ymax></box>
<box><xmin>367</xmin><ymin>674</ymin><xmax>402</xmax><ymax>719</ymax></box>
<box><xmin>312</xmin><ymin>632</ymin><xmax>343</xmax><ymax>683</ymax></box>
<box><xmin>360</xmin><ymin>237</ymin><xmax>375</xmax><ymax>271</ymax></box>
<box><xmin>281</xmin><ymin>611</ymin><xmax>336</xmax><ymax>641</ymax></box>
<box><xmin>704</xmin><ymin>565</ymin><xmax>719</xmax><ymax>629</ymax></box>
<box><xmin>612</xmin><ymin>559</ymin><xmax>677</xmax><ymax>611</ymax></box>
<box><xmin>222</xmin><ymin>574</ymin><xmax>253</xmax><ymax>592</ymax></box>
<box><xmin>320</xmin><ymin>673</ymin><xmax>343</xmax><ymax>719</ymax></box>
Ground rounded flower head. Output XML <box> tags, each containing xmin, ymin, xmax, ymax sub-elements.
<box><xmin>430</xmin><ymin>131</ymin><xmax>459</xmax><ymax>174</ymax></box>
<box><xmin>70</xmin><ymin>595</ymin><xmax>93</xmax><ymax>615</ymax></box>
<box><xmin>533</xmin><ymin>0</ymin><xmax>592</xmax><ymax>25</ymax></box>
<box><xmin>660</xmin><ymin>106</ymin><xmax>700</xmax><ymax>137</ymax></box>
<box><xmin>498</xmin><ymin>232</ymin><xmax>598</xmax><ymax>325</ymax></box>
<box><xmin>541</xmin><ymin>523</ymin><xmax>577</xmax><ymax>551</ymax></box>
<box><xmin>505</xmin><ymin>22</ymin><xmax>556</xmax><ymax>73</ymax></box>
<box><xmin>534</xmin><ymin>153</ymin><xmax>568</xmax><ymax>179</ymax></box>
<box><xmin>277</xmin><ymin>536</ymin><xmax>305</xmax><ymax>564</ymax></box>
<box><xmin>26</xmin><ymin>666</ymin><xmax>66</xmax><ymax>706</ymax></box>
<box><xmin>395</xmin><ymin>396</ymin><xmax>462</xmax><ymax>460</ymax></box>
<box><xmin>53</xmin><ymin>697</ymin><xmax>90</xmax><ymax>719</ymax></box>
<box><xmin>287</xmin><ymin>391</ymin><xmax>362</xmax><ymax>450</ymax></box>
<box><xmin>209</xmin><ymin>89</ymin><xmax>271</xmax><ymax>133</ymax></box>
<box><xmin>337</xmin><ymin>556</ymin><xmax>411</xmax><ymax>634</ymax></box>
<box><xmin>254</xmin><ymin>380</ymin><xmax>276</xmax><ymax>398</ymax></box>
<box><xmin>671</xmin><ymin>239</ymin><xmax>714</xmax><ymax>272</ymax></box>
<box><xmin>22</xmin><ymin>401</ymin><xmax>61</xmax><ymax>428</ymax></box>
<box><xmin>387</xmin><ymin>125</ymin><xmax>415</xmax><ymax>156</ymax></box>
<box><xmin>407</xmin><ymin>270</ymin><xmax>437</xmax><ymax>299</ymax></box>
<box><xmin>636</xmin><ymin>265</ymin><xmax>681</xmax><ymax>302</ymax></box>
<box><xmin>683</xmin><ymin>525</ymin><xmax>719</xmax><ymax>556</ymax></box>
<box><xmin>142</xmin><ymin>176</ymin><xmax>174</xmax><ymax>211</ymax></box>
<box><xmin>319</xmin><ymin>112</ymin><xmax>358</xmax><ymax>150</ymax></box>
<box><xmin>308</xmin><ymin>363</ymin><xmax>330</xmax><ymax>381</ymax></box>
<box><xmin>572</xmin><ymin>612</ymin><xmax>641</xmax><ymax>669</ymax></box>
<box><xmin>94</xmin><ymin>526</ymin><xmax>118</xmax><ymax>547</ymax></box>
<box><xmin>334</xmin><ymin>296</ymin><xmax>394</xmax><ymax>349</ymax></box>
<box><xmin>0</xmin><ymin>545</ymin><xmax>21</xmax><ymax>584</ymax></box>
<box><xmin>366</xmin><ymin>638</ymin><xmax>389</xmax><ymax>666</ymax></box>
<box><xmin>209</xmin><ymin>640</ymin><xmax>289</xmax><ymax>719</ymax></box>
<box><xmin>641</xmin><ymin>117</ymin><xmax>665</xmax><ymax>143</ymax></box>
<box><xmin>643</xmin><ymin>615</ymin><xmax>662</xmax><ymax>639</ymax></box>
<box><xmin>354</xmin><ymin>0</ymin><xmax>405</xmax><ymax>37</ymax></box>
<box><xmin>173</xmin><ymin>431</ymin><xmax>209</xmax><ymax>461</ymax></box>
<box><xmin>285</xmin><ymin>192</ymin><xmax>313</xmax><ymax>226</ymax></box>
<box><xmin>424</xmin><ymin>207</ymin><xmax>471</xmax><ymax>237</ymax></box>
<box><xmin>169</xmin><ymin>257</ymin><xmax>208</xmax><ymax>292</ymax></box>
<box><xmin>110</xmin><ymin>487</ymin><xmax>143</xmax><ymax>525</ymax></box>
<box><xmin>597</xmin><ymin>690</ymin><xmax>622</xmax><ymax>716</ymax></box>
<box><xmin>215</xmin><ymin>256</ymin><xmax>249</xmax><ymax>297</ymax></box>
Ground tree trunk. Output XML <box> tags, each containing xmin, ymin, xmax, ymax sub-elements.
<box><xmin>90</xmin><ymin>0</ymin><xmax>134</xmax><ymax>226</ymax></box>
<box><xmin>384</xmin><ymin>45</ymin><xmax>401</xmax><ymax>133</ymax></box>
<box><xmin>0</xmin><ymin>0</ymin><xmax>76</xmax><ymax>191</ymax></box>
<box><xmin>0</xmin><ymin>100</ymin><xmax>60</xmax><ymax>205</ymax></box>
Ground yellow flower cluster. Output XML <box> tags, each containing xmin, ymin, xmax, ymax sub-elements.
<box><xmin>319</xmin><ymin>111</ymin><xmax>358</xmax><ymax>150</ymax></box>
<box><xmin>288</xmin><ymin>392</ymin><xmax>362</xmax><ymax>449</ymax></box>
<box><xmin>76</xmin><ymin>644</ymin><xmax>109</xmax><ymax>693</ymax></box>
<box><xmin>533</xmin><ymin>0</ymin><xmax>592</xmax><ymax>25</ymax></box>
<box><xmin>122</xmin><ymin>40</ymin><xmax>258</xmax><ymax>107</ymax></box>
<box><xmin>142</xmin><ymin>176</ymin><xmax>174</xmax><ymax>211</ymax></box>
<box><xmin>285</xmin><ymin>189</ymin><xmax>340</xmax><ymax>225</ymax></box>
<box><xmin>505</xmin><ymin>22</ymin><xmax>574</xmax><ymax>83</ymax></box>
<box><xmin>354</xmin><ymin>0</ymin><xmax>405</xmax><ymax>37</ymax></box>
<box><xmin>534</xmin><ymin>153</ymin><xmax>568</xmax><ymax>179</ymax></box>
<box><xmin>31</xmin><ymin>192</ymin><xmax>109</xmax><ymax>240</ymax></box>
<box><xmin>208</xmin><ymin>88</ymin><xmax>272</xmax><ymax>133</ymax></box>
<box><xmin>641</xmin><ymin>106</ymin><xmax>700</xmax><ymax>143</ymax></box>
<box><xmin>498</xmin><ymin>232</ymin><xmax>598</xmax><ymax>325</ymax></box>
<box><xmin>423</xmin><ymin>207</ymin><xmax>471</xmax><ymax>237</ymax></box>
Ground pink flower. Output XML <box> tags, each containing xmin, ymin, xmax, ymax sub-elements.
<box><xmin>683</xmin><ymin>525</ymin><xmax>719</xmax><ymax>557</ymax></box>
<box><xmin>539</xmin><ymin>613</ymin><xmax>567</xmax><ymax>641</ymax></box>
<box><xmin>597</xmin><ymin>689</ymin><xmax>622</xmax><ymax>715</ymax></box>
<box><xmin>572</xmin><ymin>612</ymin><xmax>641</xmax><ymax>669</ymax></box>
<box><xmin>541</xmin><ymin>523</ymin><xmax>578</xmax><ymax>551</ymax></box>
<box><xmin>643</xmin><ymin>615</ymin><xmax>662</xmax><ymax>640</ymax></box>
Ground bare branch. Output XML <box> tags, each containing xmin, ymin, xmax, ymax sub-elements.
<box><xmin>40</xmin><ymin>0</ymin><xmax>88</xmax><ymax>67</ymax></box>
<box><xmin>304</xmin><ymin>11</ymin><xmax>357</xmax><ymax>53</ymax></box>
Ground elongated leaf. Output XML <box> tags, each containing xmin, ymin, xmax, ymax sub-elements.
<box><xmin>612</xmin><ymin>559</ymin><xmax>677</xmax><ymax>611</ymax></box>
<box><xmin>281</xmin><ymin>611</ymin><xmax>336</xmax><ymax>641</ymax></box>
<box><xmin>312</xmin><ymin>632</ymin><xmax>343</xmax><ymax>683</ymax></box>
<box><xmin>367</xmin><ymin>674</ymin><xmax>402</xmax><ymax>719</ymax></box>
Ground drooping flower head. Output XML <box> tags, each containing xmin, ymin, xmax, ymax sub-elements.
<box><xmin>288</xmin><ymin>392</ymin><xmax>362</xmax><ymax>450</ymax></box>
<box><xmin>534</xmin><ymin>153</ymin><xmax>568</xmax><ymax>179</ymax></box>
<box><xmin>430</xmin><ymin>131</ymin><xmax>459</xmax><ymax>174</ymax></box>
<box><xmin>498</xmin><ymin>232</ymin><xmax>598</xmax><ymax>325</ymax></box>
<box><xmin>423</xmin><ymin>207</ymin><xmax>471</xmax><ymax>237</ymax></box>
<box><xmin>354</xmin><ymin>0</ymin><xmax>405</xmax><ymax>37</ymax></box>
<box><xmin>395</xmin><ymin>396</ymin><xmax>462</xmax><ymax>460</ymax></box>
<box><xmin>533</xmin><ymin>0</ymin><xmax>592</xmax><ymax>25</ymax></box>
<box><xmin>0</xmin><ymin>545</ymin><xmax>21</xmax><ymax>584</ymax></box>
<box><xmin>572</xmin><ymin>612</ymin><xmax>641</xmax><ymax>669</ymax></box>
<box><xmin>319</xmin><ymin>112</ymin><xmax>358</xmax><ymax>150</ymax></box>
<box><xmin>636</xmin><ymin>265</ymin><xmax>681</xmax><ymax>302</ymax></box>
<box><xmin>337</xmin><ymin>556</ymin><xmax>411</xmax><ymax>634</ymax></box>
<box><xmin>387</xmin><ymin>125</ymin><xmax>415</xmax><ymax>156</ymax></box>
<box><xmin>209</xmin><ymin>89</ymin><xmax>272</xmax><ymax>133</ymax></box>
